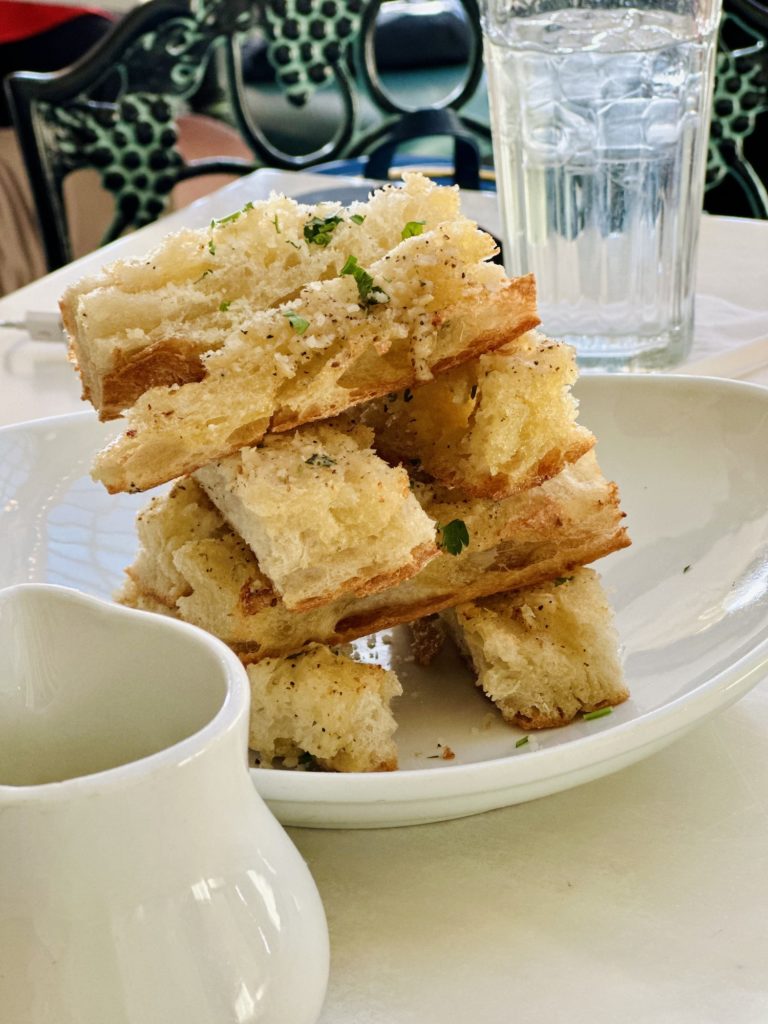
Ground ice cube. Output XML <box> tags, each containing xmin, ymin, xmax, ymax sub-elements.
<box><xmin>598</xmin><ymin>98</ymin><xmax>650</xmax><ymax>151</ymax></box>
<box><xmin>558</xmin><ymin>53</ymin><xmax>604</xmax><ymax>105</ymax></box>
<box><xmin>524</xmin><ymin>101</ymin><xmax>597</xmax><ymax>164</ymax></box>
<box><xmin>601</xmin><ymin>54</ymin><xmax>652</xmax><ymax>101</ymax></box>
<box><xmin>643</xmin><ymin>98</ymin><xmax>682</xmax><ymax>146</ymax></box>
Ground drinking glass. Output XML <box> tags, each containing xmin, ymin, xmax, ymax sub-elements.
<box><xmin>481</xmin><ymin>0</ymin><xmax>723</xmax><ymax>369</ymax></box>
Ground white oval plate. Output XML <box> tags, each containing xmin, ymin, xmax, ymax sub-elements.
<box><xmin>2</xmin><ymin>375</ymin><xmax>767</xmax><ymax>828</ymax></box>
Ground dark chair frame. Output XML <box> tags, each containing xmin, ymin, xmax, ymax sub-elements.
<box><xmin>4</xmin><ymin>0</ymin><xmax>490</xmax><ymax>272</ymax></box>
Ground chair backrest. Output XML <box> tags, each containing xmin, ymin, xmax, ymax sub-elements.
<box><xmin>705</xmin><ymin>0</ymin><xmax>768</xmax><ymax>218</ymax></box>
<box><xmin>4</xmin><ymin>0</ymin><xmax>490</xmax><ymax>273</ymax></box>
<box><xmin>4</xmin><ymin>0</ymin><xmax>259</xmax><ymax>271</ymax></box>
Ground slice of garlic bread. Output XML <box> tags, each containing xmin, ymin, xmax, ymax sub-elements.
<box><xmin>119</xmin><ymin>453</ymin><xmax>629</xmax><ymax>660</ymax></box>
<box><xmin>62</xmin><ymin>172</ymin><xmax>463</xmax><ymax>419</ymax></box>
<box><xmin>357</xmin><ymin>330</ymin><xmax>594</xmax><ymax>499</ymax></box>
<box><xmin>442</xmin><ymin>568</ymin><xmax>628</xmax><ymax>729</ymax></box>
<box><xmin>246</xmin><ymin>644</ymin><xmax>402</xmax><ymax>772</ymax></box>
<box><xmin>93</xmin><ymin>220</ymin><xmax>538</xmax><ymax>494</ymax></box>
<box><xmin>195</xmin><ymin>423</ymin><xmax>438</xmax><ymax>611</ymax></box>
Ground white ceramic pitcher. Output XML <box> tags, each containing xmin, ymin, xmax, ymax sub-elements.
<box><xmin>0</xmin><ymin>584</ymin><xmax>329</xmax><ymax>1024</ymax></box>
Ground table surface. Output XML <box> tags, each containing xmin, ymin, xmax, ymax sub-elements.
<box><xmin>2</xmin><ymin>170</ymin><xmax>768</xmax><ymax>1024</ymax></box>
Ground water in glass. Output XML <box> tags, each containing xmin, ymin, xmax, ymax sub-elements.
<box><xmin>485</xmin><ymin>7</ymin><xmax>718</xmax><ymax>369</ymax></box>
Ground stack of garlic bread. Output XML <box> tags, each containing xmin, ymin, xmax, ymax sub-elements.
<box><xmin>62</xmin><ymin>173</ymin><xmax>630</xmax><ymax>772</ymax></box>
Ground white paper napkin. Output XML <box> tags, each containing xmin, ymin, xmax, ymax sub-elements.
<box><xmin>683</xmin><ymin>294</ymin><xmax>768</xmax><ymax>383</ymax></box>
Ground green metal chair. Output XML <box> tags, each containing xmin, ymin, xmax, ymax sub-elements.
<box><xmin>9</xmin><ymin>0</ymin><xmax>760</xmax><ymax>278</ymax></box>
<box><xmin>5</xmin><ymin>0</ymin><xmax>257</xmax><ymax>271</ymax></box>
<box><xmin>706</xmin><ymin>0</ymin><xmax>768</xmax><ymax>218</ymax></box>
<box><xmin>4</xmin><ymin>0</ymin><xmax>490</xmax><ymax>272</ymax></box>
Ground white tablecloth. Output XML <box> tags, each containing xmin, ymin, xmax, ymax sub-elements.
<box><xmin>1</xmin><ymin>171</ymin><xmax>767</xmax><ymax>1024</ymax></box>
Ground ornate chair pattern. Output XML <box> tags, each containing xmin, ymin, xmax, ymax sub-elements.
<box><xmin>706</xmin><ymin>0</ymin><xmax>768</xmax><ymax>217</ymax></box>
<box><xmin>4</xmin><ymin>0</ymin><xmax>487</xmax><ymax>272</ymax></box>
<box><xmin>3</xmin><ymin>0</ymin><xmax>766</xmax><ymax>274</ymax></box>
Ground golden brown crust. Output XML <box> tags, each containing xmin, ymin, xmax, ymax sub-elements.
<box><xmin>229</xmin><ymin>523</ymin><xmax>630</xmax><ymax>665</ymax></box>
<box><xmin>269</xmin><ymin>278</ymin><xmax>540</xmax><ymax>433</ymax></box>
<box><xmin>286</xmin><ymin>539</ymin><xmax>439</xmax><ymax>612</ymax></box>
<box><xmin>377</xmin><ymin>434</ymin><xmax>596</xmax><ymax>502</ymax></box>
<box><xmin>117</xmin><ymin>576</ymin><xmax>179</xmax><ymax>614</ymax></box>
<box><xmin>96</xmin><ymin>340</ymin><xmax>208</xmax><ymax>421</ymax></box>
<box><xmin>120</xmin><ymin>451</ymin><xmax>631</xmax><ymax>664</ymax></box>
<box><xmin>121</xmin><ymin>570</ymin><xmax>183</xmax><ymax>610</ymax></box>
<box><xmin>93</xmin><ymin>285</ymin><xmax>541</xmax><ymax>495</ymax></box>
<box><xmin>501</xmin><ymin>692</ymin><xmax>629</xmax><ymax>730</ymax></box>
<box><xmin>239</xmin><ymin>577</ymin><xmax>278</xmax><ymax>615</ymax></box>
<box><xmin>429</xmin><ymin>283</ymin><xmax>539</xmax><ymax>379</ymax></box>
<box><xmin>330</xmin><ymin>528</ymin><xmax>630</xmax><ymax>640</ymax></box>
<box><xmin>59</xmin><ymin>296</ymin><xmax>77</xmax><ymax>342</ymax></box>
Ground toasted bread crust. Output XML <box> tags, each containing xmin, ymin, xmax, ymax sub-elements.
<box><xmin>329</xmin><ymin>527</ymin><xmax>629</xmax><ymax>641</ymax></box>
<box><xmin>93</xmin><ymin>270</ymin><xmax>540</xmax><ymax>494</ymax></box>
<box><xmin>271</xmin><ymin>282</ymin><xmax>540</xmax><ymax>433</ymax></box>
<box><xmin>94</xmin><ymin>339</ymin><xmax>208</xmax><ymax>420</ymax></box>
<box><xmin>120</xmin><ymin>456</ymin><xmax>630</xmax><ymax>662</ymax></box>
<box><xmin>443</xmin><ymin>568</ymin><xmax>629</xmax><ymax>729</ymax></box>
<box><xmin>359</xmin><ymin>331</ymin><xmax>594</xmax><ymax>501</ymax></box>
<box><xmin>287</xmin><ymin>539</ymin><xmax>439</xmax><ymax>612</ymax></box>
<box><xmin>62</xmin><ymin>173</ymin><xmax>467</xmax><ymax>421</ymax></box>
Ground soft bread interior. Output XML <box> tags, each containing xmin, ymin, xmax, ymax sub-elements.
<box><xmin>246</xmin><ymin>644</ymin><xmax>402</xmax><ymax>772</ymax></box>
<box><xmin>62</xmin><ymin>173</ymin><xmax>464</xmax><ymax>419</ymax></box>
<box><xmin>194</xmin><ymin>423</ymin><xmax>438</xmax><ymax>611</ymax></box>
<box><xmin>92</xmin><ymin>221</ymin><xmax>538</xmax><ymax>494</ymax></box>
<box><xmin>442</xmin><ymin>568</ymin><xmax>629</xmax><ymax>728</ymax></box>
<box><xmin>355</xmin><ymin>330</ymin><xmax>594</xmax><ymax>499</ymax></box>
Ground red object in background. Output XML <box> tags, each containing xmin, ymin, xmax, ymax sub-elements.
<box><xmin>0</xmin><ymin>2</ymin><xmax>110</xmax><ymax>43</ymax></box>
<box><xmin>0</xmin><ymin>2</ymin><xmax>114</xmax><ymax>125</ymax></box>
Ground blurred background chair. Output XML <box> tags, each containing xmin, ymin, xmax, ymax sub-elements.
<box><xmin>1</xmin><ymin>0</ymin><xmax>765</xmax><ymax>297</ymax></box>
<box><xmin>0</xmin><ymin>1</ymin><xmax>116</xmax><ymax>293</ymax></box>
<box><xmin>1</xmin><ymin>0</ymin><xmax>490</xmax><ymax>292</ymax></box>
<box><xmin>706</xmin><ymin>0</ymin><xmax>768</xmax><ymax>218</ymax></box>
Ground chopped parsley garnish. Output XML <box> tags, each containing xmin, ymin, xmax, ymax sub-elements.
<box><xmin>305</xmin><ymin>452</ymin><xmax>336</xmax><ymax>467</ymax></box>
<box><xmin>194</xmin><ymin>269</ymin><xmax>213</xmax><ymax>283</ymax></box>
<box><xmin>340</xmin><ymin>254</ymin><xmax>389</xmax><ymax>306</ymax></box>
<box><xmin>402</xmin><ymin>220</ymin><xmax>425</xmax><ymax>239</ymax></box>
<box><xmin>286</xmin><ymin>239</ymin><xmax>302</xmax><ymax>249</ymax></box>
<box><xmin>207</xmin><ymin>238</ymin><xmax>216</xmax><ymax>256</ymax></box>
<box><xmin>583</xmin><ymin>707</ymin><xmax>613</xmax><ymax>721</ymax></box>
<box><xmin>438</xmin><ymin>519</ymin><xmax>470</xmax><ymax>556</ymax></box>
<box><xmin>350</xmin><ymin>213</ymin><xmax>366</xmax><ymax>225</ymax></box>
<box><xmin>283</xmin><ymin>309</ymin><xmax>310</xmax><ymax>335</ymax></box>
<box><xmin>683</xmin><ymin>564</ymin><xmax>691</xmax><ymax>573</ymax></box>
<box><xmin>304</xmin><ymin>214</ymin><xmax>343</xmax><ymax>246</ymax></box>
<box><xmin>553</xmin><ymin>576</ymin><xmax>574</xmax><ymax>586</ymax></box>
<box><xmin>219</xmin><ymin>300</ymin><xmax>231</xmax><ymax>312</ymax></box>
<box><xmin>212</xmin><ymin>210</ymin><xmax>241</xmax><ymax>226</ymax></box>
<box><xmin>272</xmin><ymin>213</ymin><xmax>281</xmax><ymax>233</ymax></box>
<box><xmin>515</xmin><ymin>735</ymin><xmax>529</xmax><ymax>749</ymax></box>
